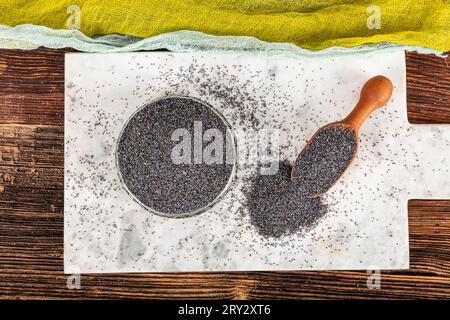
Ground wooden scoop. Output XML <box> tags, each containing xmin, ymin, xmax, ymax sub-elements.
<box><xmin>291</xmin><ymin>75</ymin><xmax>393</xmax><ymax>197</ymax></box>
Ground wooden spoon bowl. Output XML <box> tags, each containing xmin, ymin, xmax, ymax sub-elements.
<box><xmin>291</xmin><ymin>75</ymin><xmax>393</xmax><ymax>197</ymax></box>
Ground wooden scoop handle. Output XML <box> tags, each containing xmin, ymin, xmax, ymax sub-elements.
<box><xmin>341</xmin><ymin>75</ymin><xmax>393</xmax><ymax>131</ymax></box>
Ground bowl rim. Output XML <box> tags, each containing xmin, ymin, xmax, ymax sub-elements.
<box><xmin>115</xmin><ymin>95</ymin><xmax>238</xmax><ymax>219</ymax></box>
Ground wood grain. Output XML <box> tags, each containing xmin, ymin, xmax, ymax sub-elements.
<box><xmin>0</xmin><ymin>48</ymin><xmax>449</xmax><ymax>299</ymax></box>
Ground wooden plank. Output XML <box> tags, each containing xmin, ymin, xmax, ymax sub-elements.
<box><xmin>0</xmin><ymin>124</ymin><xmax>64</xmax><ymax>214</ymax></box>
<box><xmin>0</xmin><ymin>48</ymin><xmax>64</xmax><ymax>95</ymax></box>
<box><xmin>0</xmin><ymin>48</ymin><xmax>449</xmax><ymax>299</ymax></box>
<box><xmin>406</xmin><ymin>53</ymin><xmax>450</xmax><ymax>124</ymax></box>
<box><xmin>0</xmin><ymin>94</ymin><xmax>64</xmax><ymax>126</ymax></box>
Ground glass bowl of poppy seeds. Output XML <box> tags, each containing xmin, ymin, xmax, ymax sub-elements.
<box><xmin>116</xmin><ymin>96</ymin><xmax>237</xmax><ymax>218</ymax></box>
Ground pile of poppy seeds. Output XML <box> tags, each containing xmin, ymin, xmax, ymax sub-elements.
<box><xmin>116</xmin><ymin>97</ymin><xmax>234</xmax><ymax>217</ymax></box>
<box><xmin>292</xmin><ymin>124</ymin><xmax>357</xmax><ymax>197</ymax></box>
<box><xmin>246</xmin><ymin>161</ymin><xmax>329</xmax><ymax>238</ymax></box>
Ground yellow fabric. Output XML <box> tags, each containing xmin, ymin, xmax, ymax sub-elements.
<box><xmin>1</xmin><ymin>0</ymin><xmax>449</xmax><ymax>52</ymax></box>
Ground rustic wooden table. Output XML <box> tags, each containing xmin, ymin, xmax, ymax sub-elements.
<box><xmin>0</xmin><ymin>48</ymin><xmax>448</xmax><ymax>299</ymax></box>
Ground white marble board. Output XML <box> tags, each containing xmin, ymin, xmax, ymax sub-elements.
<box><xmin>64</xmin><ymin>50</ymin><xmax>450</xmax><ymax>273</ymax></box>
